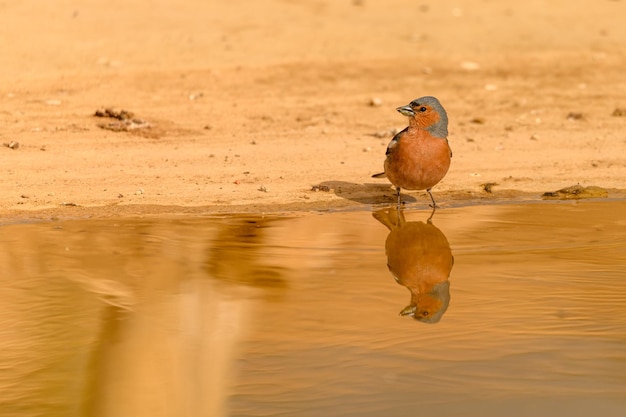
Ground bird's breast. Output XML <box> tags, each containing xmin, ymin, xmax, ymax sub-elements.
<box><xmin>384</xmin><ymin>132</ymin><xmax>451</xmax><ymax>191</ymax></box>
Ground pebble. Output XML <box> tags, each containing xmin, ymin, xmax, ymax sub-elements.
<box><xmin>566</xmin><ymin>112</ymin><xmax>584</xmax><ymax>120</ymax></box>
<box><xmin>460</xmin><ymin>61</ymin><xmax>480</xmax><ymax>71</ymax></box>
<box><xmin>369</xmin><ymin>97</ymin><xmax>383</xmax><ymax>107</ymax></box>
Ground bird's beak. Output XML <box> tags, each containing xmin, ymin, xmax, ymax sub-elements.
<box><xmin>396</xmin><ymin>105</ymin><xmax>415</xmax><ymax>117</ymax></box>
<box><xmin>399</xmin><ymin>304</ymin><xmax>417</xmax><ymax>317</ymax></box>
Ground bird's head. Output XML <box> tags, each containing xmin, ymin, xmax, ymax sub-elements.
<box><xmin>396</xmin><ymin>96</ymin><xmax>448</xmax><ymax>138</ymax></box>
<box><xmin>399</xmin><ymin>280</ymin><xmax>451</xmax><ymax>324</ymax></box>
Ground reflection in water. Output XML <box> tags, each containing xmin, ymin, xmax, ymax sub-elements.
<box><xmin>373</xmin><ymin>207</ymin><xmax>454</xmax><ymax>323</ymax></box>
<box><xmin>3</xmin><ymin>202</ymin><xmax>626</xmax><ymax>417</ymax></box>
<box><xmin>0</xmin><ymin>216</ymin><xmax>284</xmax><ymax>417</ymax></box>
<box><xmin>205</xmin><ymin>217</ymin><xmax>287</xmax><ymax>291</ymax></box>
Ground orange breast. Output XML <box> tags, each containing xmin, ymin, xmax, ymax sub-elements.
<box><xmin>384</xmin><ymin>131</ymin><xmax>451</xmax><ymax>190</ymax></box>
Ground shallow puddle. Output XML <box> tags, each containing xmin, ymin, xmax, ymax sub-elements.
<box><xmin>1</xmin><ymin>201</ymin><xmax>626</xmax><ymax>417</ymax></box>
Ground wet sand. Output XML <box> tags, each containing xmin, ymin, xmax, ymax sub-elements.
<box><xmin>1</xmin><ymin>0</ymin><xmax>626</xmax><ymax>219</ymax></box>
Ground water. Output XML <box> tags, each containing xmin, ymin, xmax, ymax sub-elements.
<box><xmin>1</xmin><ymin>201</ymin><xmax>626</xmax><ymax>417</ymax></box>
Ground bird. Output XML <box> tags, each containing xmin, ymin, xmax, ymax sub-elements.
<box><xmin>373</xmin><ymin>207</ymin><xmax>454</xmax><ymax>323</ymax></box>
<box><xmin>372</xmin><ymin>96</ymin><xmax>452</xmax><ymax>208</ymax></box>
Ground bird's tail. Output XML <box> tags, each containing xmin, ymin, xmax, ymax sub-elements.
<box><xmin>371</xmin><ymin>172</ymin><xmax>387</xmax><ymax>178</ymax></box>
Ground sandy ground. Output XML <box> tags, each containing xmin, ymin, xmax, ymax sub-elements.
<box><xmin>1</xmin><ymin>0</ymin><xmax>625</xmax><ymax>219</ymax></box>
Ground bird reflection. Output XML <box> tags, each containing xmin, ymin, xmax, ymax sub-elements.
<box><xmin>373</xmin><ymin>207</ymin><xmax>454</xmax><ymax>323</ymax></box>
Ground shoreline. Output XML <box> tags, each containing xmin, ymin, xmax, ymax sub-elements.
<box><xmin>2</xmin><ymin>189</ymin><xmax>625</xmax><ymax>224</ymax></box>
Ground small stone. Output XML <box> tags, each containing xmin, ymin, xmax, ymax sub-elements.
<box><xmin>135</xmin><ymin>188</ymin><xmax>144</xmax><ymax>195</ymax></box>
<box><xmin>480</xmin><ymin>182</ymin><xmax>498</xmax><ymax>193</ymax></box>
<box><xmin>370</xmin><ymin>130</ymin><xmax>390</xmax><ymax>138</ymax></box>
<box><xmin>258</xmin><ymin>185</ymin><xmax>268</xmax><ymax>192</ymax></box>
<box><xmin>363</xmin><ymin>146</ymin><xmax>372</xmax><ymax>152</ymax></box>
<box><xmin>542</xmin><ymin>184</ymin><xmax>608</xmax><ymax>200</ymax></box>
<box><xmin>460</xmin><ymin>61</ymin><xmax>480</xmax><ymax>71</ymax></box>
<box><xmin>611</xmin><ymin>108</ymin><xmax>625</xmax><ymax>117</ymax></box>
<box><xmin>566</xmin><ymin>112</ymin><xmax>584</xmax><ymax>120</ymax></box>
<box><xmin>369</xmin><ymin>97</ymin><xmax>383</xmax><ymax>107</ymax></box>
<box><xmin>311</xmin><ymin>185</ymin><xmax>331</xmax><ymax>192</ymax></box>
<box><xmin>369</xmin><ymin>128</ymin><xmax>401</xmax><ymax>138</ymax></box>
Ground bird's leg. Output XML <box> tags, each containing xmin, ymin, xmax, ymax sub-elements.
<box><xmin>427</xmin><ymin>188</ymin><xmax>439</xmax><ymax>209</ymax></box>
<box><xmin>396</xmin><ymin>204</ymin><xmax>407</xmax><ymax>225</ymax></box>
<box><xmin>396</xmin><ymin>186</ymin><xmax>402</xmax><ymax>208</ymax></box>
<box><xmin>426</xmin><ymin>205</ymin><xmax>436</xmax><ymax>224</ymax></box>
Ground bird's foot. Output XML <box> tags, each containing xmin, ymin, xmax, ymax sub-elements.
<box><xmin>427</xmin><ymin>206</ymin><xmax>436</xmax><ymax>223</ymax></box>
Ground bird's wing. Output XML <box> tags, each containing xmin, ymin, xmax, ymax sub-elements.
<box><xmin>372</xmin><ymin>127</ymin><xmax>408</xmax><ymax>178</ymax></box>
<box><xmin>386</xmin><ymin>127</ymin><xmax>408</xmax><ymax>156</ymax></box>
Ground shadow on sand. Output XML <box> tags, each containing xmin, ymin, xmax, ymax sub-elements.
<box><xmin>316</xmin><ymin>180</ymin><xmax>420</xmax><ymax>205</ymax></box>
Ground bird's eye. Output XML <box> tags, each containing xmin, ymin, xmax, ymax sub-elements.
<box><xmin>419</xmin><ymin>107</ymin><xmax>427</xmax><ymax>112</ymax></box>
<box><xmin>422</xmin><ymin>311</ymin><xmax>429</xmax><ymax>316</ymax></box>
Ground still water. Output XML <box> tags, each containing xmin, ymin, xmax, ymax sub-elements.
<box><xmin>1</xmin><ymin>201</ymin><xmax>626</xmax><ymax>417</ymax></box>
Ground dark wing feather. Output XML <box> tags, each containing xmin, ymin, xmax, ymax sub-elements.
<box><xmin>385</xmin><ymin>127</ymin><xmax>408</xmax><ymax>156</ymax></box>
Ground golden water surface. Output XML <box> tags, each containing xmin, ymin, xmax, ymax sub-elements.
<box><xmin>1</xmin><ymin>201</ymin><xmax>625</xmax><ymax>417</ymax></box>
